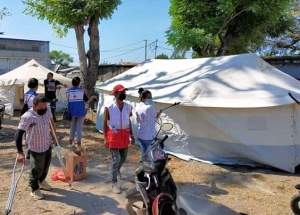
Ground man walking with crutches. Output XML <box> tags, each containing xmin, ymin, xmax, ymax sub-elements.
<box><xmin>15</xmin><ymin>95</ymin><xmax>58</xmax><ymax>200</ymax></box>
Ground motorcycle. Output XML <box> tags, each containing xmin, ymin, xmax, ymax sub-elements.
<box><xmin>124</xmin><ymin>121</ymin><xmax>246</xmax><ymax>215</ymax></box>
<box><xmin>290</xmin><ymin>184</ymin><xmax>300</xmax><ymax>214</ymax></box>
<box><xmin>0</xmin><ymin>100</ymin><xmax>6</xmax><ymax>130</ymax></box>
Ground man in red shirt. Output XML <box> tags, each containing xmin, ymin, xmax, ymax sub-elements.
<box><xmin>102</xmin><ymin>84</ymin><xmax>135</xmax><ymax>194</ymax></box>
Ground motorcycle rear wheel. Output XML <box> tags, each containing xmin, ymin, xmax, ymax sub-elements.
<box><xmin>291</xmin><ymin>192</ymin><xmax>300</xmax><ymax>214</ymax></box>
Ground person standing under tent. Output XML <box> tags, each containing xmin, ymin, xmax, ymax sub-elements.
<box><xmin>23</xmin><ymin>78</ymin><xmax>39</xmax><ymax>160</ymax></box>
<box><xmin>44</xmin><ymin>72</ymin><xmax>67</xmax><ymax>122</ymax></box>
<box><xmin>66</xmin><ymin>76</ymin><xmax>96</xmax><ymax>148</ymax></box>
<box><xmin>102</xmin><ymin>84</ymin><xmax>135</xmax><ymax>194</ymax></box>
<box><xmin>15</xmin><ymin>95</ymin><xmax>58</xmax><ymax>200</ymax></box>
<box><xmin>24</xmin><ymin>78</ymin><xmax>39</xmax><ymax>111</ymax></box>
<box><xmin>135</xmin><ymin>88</ymin><xmax>162</xmax><ymax>160</ymax></box>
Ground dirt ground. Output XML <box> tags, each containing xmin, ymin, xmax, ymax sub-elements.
<box><xmin>0</xmin><ymin>111</ymin><xmax>299</xmax><ymax>215</ymax></box>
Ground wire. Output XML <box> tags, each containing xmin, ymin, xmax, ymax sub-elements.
<box><xmin>51</xmin><ymin>40</ymin><xmax>177</xmax><ymax>62</ymax></box>
<box><xmin>50</xmin><ymin>42</ymin><xmax>77</xmax><ymax>49</ymax></box>
<box><xmin>157</xmin><ymin>46</ymin><xmax>174</xmax><ymax>51</ymax></box>
<box><xmin>100</xmin><ymin>48</ymin><xmax>142</xmax><ymax>53</ymax></box>
<box><xmin>102</xmin><ymin>40</ymin><xmax>144</xmax><ymax>52</ymax></box>
<box><xmin>66</xmin><ymin>48</ymin><xmax>140</xmax><ymax>56</ymax></box>
<box><xmin>131</xmin><ymin>49</ymin><xmax>144</xmax><ymax>62</ymax></box>
<box><xmin>50</xmin><ymin>41</ymin><xmax>145</xmax><ymax>53</ymax></box>
<box><xmin>101</xmin><ymin>46</ymin><xmax>145</xmax><ymax>60</ymax></box>
<box><xmin>157</xmin><ymin>45</ymin><xmax>193</xmax><ymax>54</ymax></box>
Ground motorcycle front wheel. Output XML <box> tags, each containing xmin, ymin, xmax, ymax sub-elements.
<box><xmin>291</xmin><ymin>192</ymin><xmax>300</xmax><ymax>214</ymax></box>
<box><xmin>125</xmin><ymin>198</ymin><xmax>150</xmax><ymax>215</ymax></box>
<box><xmin>124</xmin><ymin>186</ymin><xmax>150</xmax><ymax>215</ymax></box>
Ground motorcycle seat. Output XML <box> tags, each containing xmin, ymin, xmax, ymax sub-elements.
<box><xmin>175</xmin><ymin>192</ymin><xmax>240</xmax><ymax>215</ymax></box>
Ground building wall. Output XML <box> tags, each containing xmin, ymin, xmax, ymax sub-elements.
<box><xmin>97</xmin><ymin>65</ymin><xmax>135</xmax><ymax>82</ymax></box>
<box><xmin>66</xmin><ymin>70</ymin><xmax>82</xmax><ymax>79</ymax></box>
<box><xmin>273</xmin><ymin>64</ymin><xmax>300</xmax><ymax>79</ymax></box>
<box><xmin>0</xmin><ymin>39</ymin><xmax>50</xmax><ymax>75</ymax></box>
<box><xmin>263</xmin><ymin>57</ymin><xmax>300</xmax><ymax>80</ymax></box>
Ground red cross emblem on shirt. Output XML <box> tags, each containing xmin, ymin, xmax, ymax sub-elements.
<box><xmin>73</xmin><ymin>94</ymin><xmax>77</xmax><ymax>98</ymax></box>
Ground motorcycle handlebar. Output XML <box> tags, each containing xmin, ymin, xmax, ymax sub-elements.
<box><xmin>159</xmin><ymin>135</ymin><xmax>168</xmax><ymax>148</ymax></box>
<box><xmin>162</xmin><ymin>135</ymin><xmax>168</xmax><ymax>142</ymax></box>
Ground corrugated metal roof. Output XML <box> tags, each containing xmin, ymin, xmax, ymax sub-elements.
<box><xmin>0</xmin><ymin>34</ymin><xmax>49</xmax><ymax>42</ymax></box>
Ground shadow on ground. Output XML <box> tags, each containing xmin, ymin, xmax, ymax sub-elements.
<box><xmin>45</xmin><ymin>188</ymin><xmax>126</xmax><ymax>214</ymax></box>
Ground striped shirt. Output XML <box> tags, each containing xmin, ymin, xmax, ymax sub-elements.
<box><xmin>18</xmin><ymin>106</ymin><xmax>53</xmax><ymax>153</ymax></box>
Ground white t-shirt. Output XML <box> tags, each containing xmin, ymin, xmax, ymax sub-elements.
<box><xmin>24</xmin><ymin>90</ymin><xmax>38</xmax><ymax>108</ymax></box>
<box><xmin>135</xmin><ymin>102</ymin><xmax>157</xmax><ymax>140</ymax></box>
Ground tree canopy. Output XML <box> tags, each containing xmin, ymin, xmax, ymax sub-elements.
<box><xmin>24</xmin><ymin>0</ymin><xmax>121</xmax><ymax>37</ymax></box>
<box><xmin>23</xmin><ymin>0</ymin><xmax>122</xmax><ymax>96</ymax></box>
<box><xmin>155</xmin><ymin>53</ymin><xmax>169</xmax><ymax>59</ymax></box>
<box><xmin>50</xmin><ymin>50</ymin><xmax>74</xmax><ymax>66</ymax></box>
<box><xmin>167</xmin><ymin>0</ymin><xmax>295</xmax><ymax>57</ymax></box>
<box><xmin>0</xmin><ymin>7</ymin><xmax>11</xmax><ymax>25</ymax></box>
<box><xmin>257</xmin><ymin>1</ymin><xmax>300</xmax><ymax>56</ymax></box>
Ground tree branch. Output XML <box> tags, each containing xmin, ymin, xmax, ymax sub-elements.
<box><xmin>214</xmin><ymin>4</ymin><xmax>250</xmax><ymax>38</ymax></box>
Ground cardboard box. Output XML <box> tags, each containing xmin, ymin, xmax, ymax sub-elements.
<box><xmin>66</xmin><ymin>149</ymin><xmax>87</xmax><ymax>181</ymax></box>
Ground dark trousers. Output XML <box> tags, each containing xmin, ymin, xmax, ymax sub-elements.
<box><xmin>29</xmin><ymin>146</ymin><xmax>52</xmax><ymax>191</ymax></box>
<box><xmin>50</xmin><ymin>100</ymin><xmax>56</xmax><ymax>122</ymax></box>
<box><xmin>110</xmin><ymin>147</ymin><xmax>128</xmax><ymax>183</ymax></box>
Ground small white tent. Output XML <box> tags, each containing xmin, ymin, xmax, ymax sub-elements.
<box><xmin>0</xmin><ymin>79</ymin><xmax>17</xmax><ymax>116</ymax></box>
<box><xmin>95</xmin><ymin>53</ymin><xmax>300</xmax><ymax>173</ymax></box>
<box><xmin>0</xmin><ymin>59</ymin><xmax>72</xmax><ymax>111</ymax></box>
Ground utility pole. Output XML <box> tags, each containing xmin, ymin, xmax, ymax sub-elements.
<box><xmin>154</xmin><ymin>39</ymin><xmax>158</xmax><ymax>58</ymax></box>
<box><xmin>144</xmin><ymin>39</ymin><xmax>147</xmax><ymax>61</ymax></box>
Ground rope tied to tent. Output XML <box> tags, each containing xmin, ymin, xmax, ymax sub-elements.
<box><xmin>288</xmin><ymin>92</ymin><xmax>300</xmax><ymax>105</ymax></box>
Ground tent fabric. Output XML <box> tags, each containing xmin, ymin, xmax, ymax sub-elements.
<box><xmin>0</xmin><ymin>85</ymin><xmax>15</xmax><ymax>116</ymax></box>
<box><xmin>0</xmin><ymin>59</ymin><xmax>72</xmax><ymax>111</ymax></box>
<box><xmin>0</xmin><ymin>79</ymin><xmax>21</xmax><ymax>115</ymax></box>
<box><xmin>95</xmin><ymin>54</ymin><xmax>300</xmax><ymax>173</ymax></box>
<box><xmin>97</xmin><ymin>53</ymin><xmax>300</xmax><ymax>108</ymax></box>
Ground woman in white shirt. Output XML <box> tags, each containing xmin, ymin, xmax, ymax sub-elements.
<box><xmin>135</xmin><ymin>88</ymin><xmax>162</xmax><ymax>160</ymax></box>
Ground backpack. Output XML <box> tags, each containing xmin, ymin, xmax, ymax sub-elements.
<box><xmin>21</xmin><ymin>94</ymin><xmax>34</xmax><ymax>116</ymax></box>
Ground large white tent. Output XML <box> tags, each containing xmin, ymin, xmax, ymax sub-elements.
<box><xmin>95</xmin><ymin>53</ymin><xmax>300</xmax><ymax>173</ymax></box>
<box><xmin>0</xmin><ymin>59</ymin><xmax>72</xmax><ymax>111</ymax></box>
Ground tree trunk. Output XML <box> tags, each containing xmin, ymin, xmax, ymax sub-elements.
<box><xmin>216</xmin><ymin>34</ymin><xmax>227</xmax><ymax>56</ymax></box>
<box><xmin>192</xmin><ymin>45</ymin><xmax>203</xmax><ymax>57</ymax></box>
<box><xmin>86</xmin><ymin>15</ymin><xmax>100</xmax><ymax>97</ymax></box>
<box><xmin>74</xmin><ymin>24</ymin><xmax>88</xmax><ymax>84</ymax></box>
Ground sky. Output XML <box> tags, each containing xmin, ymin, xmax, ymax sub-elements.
<box><xmin>0</xmin><ymin>0</ymin><xmax>191</xmax><ymax>66</ymax></box>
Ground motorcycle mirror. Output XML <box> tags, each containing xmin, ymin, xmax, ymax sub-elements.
<box><xmin>160</xmin><ymin>123</ymin><xmax>173</xmax><ymax>131</ymax></box>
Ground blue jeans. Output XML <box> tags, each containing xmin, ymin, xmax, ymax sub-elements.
<box><xmin>69</xmin><ymin>117</ymin><xmax>85</xmax><ymax>143</ymax></box>
<box><xmin>110</xmin><ymin>148</ymin><xmax>128</xmax><ymax>183</ymax></box>
<box><xmin>138</xmin><ymin>138</ymin><xmax>153</xmax><ymax>159</ymax></box>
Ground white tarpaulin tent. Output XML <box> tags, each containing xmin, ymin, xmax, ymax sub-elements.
<box><xmin>0</xmin><ymin>59</ymin><xmax>72</xmax><ymax>111</ymax></box>
<box><xmin>0</xmin><ymin>79</ymin><xmax>17</xmax><ymax>116</ymax></box>
<box><xmin>95</xmin><ymin>53</ymin><xmax>300</xmax><ymax>173</ymax></box>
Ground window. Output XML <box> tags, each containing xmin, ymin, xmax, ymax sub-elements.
<box><xmin>0</xmin><ymin>44</ymin><xmax>6</xmax><ymax>50</ymax></box>
<box><xmin>31</xmin><ymin>46</ymin><xmax>40</xmax><ymax>52</ymax></box>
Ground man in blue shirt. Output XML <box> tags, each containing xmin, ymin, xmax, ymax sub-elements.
<box><xmin>23</xmin><ymin>78</ymin><xmax>39</xmax><ymax>160</ymax></box>
<box><xmin>24</xmin><ymin>78</ymin><xmax>39</xmax><ymax>109</ymax></box>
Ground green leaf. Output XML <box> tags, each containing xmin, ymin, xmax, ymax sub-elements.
<box><xmin>167</xmin><ymin>0</ymin><xmax>295</xmax><ymax>56</ymax></box>
<box><xmin>23</xmin><ymin>0</ymin><xmax>122</xmax><ymax>37</ymax></box>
